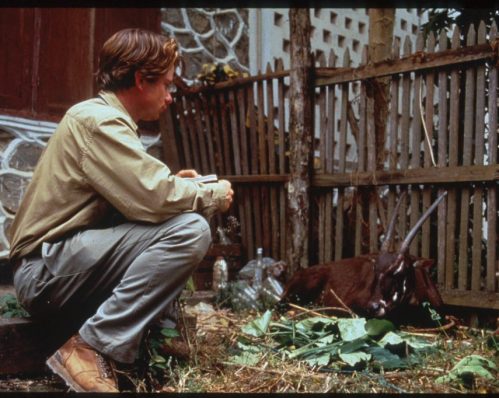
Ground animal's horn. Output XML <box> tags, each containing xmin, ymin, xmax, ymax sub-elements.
<box><xmin>384</xmin><ymin>191</ymin><xmax>447</xmax><ymax>276</ymax></box>
<box><xmin>399</xmin><ymin>191</ymin><xmax>447</xmax><ymax>255</ymax></box>
<box><xmin>380</xmin><ymin>191</ymin><xmax>407</xmax><ymax>253</ymax></box>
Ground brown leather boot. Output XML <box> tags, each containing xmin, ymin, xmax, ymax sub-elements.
<box><xmin>46</xmin><ymin>334</ymin><xmax>119</xmax><ymax>392</ymax></box>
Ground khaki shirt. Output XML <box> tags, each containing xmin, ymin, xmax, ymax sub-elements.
<box><xmin>9</xmin><ymin>91</ymin><xmax>228</xmax><ymax>260</ymax></box>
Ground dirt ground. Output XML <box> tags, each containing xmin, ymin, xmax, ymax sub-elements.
<box><xmin>0</xmin><ymin>374</ymin><xmax>66</xmax><ymax>392</ymax></box>
<box><xmin>0</xmin><ymin>301</ymin><xmax>497</xmax><ymax>393</ymax></box>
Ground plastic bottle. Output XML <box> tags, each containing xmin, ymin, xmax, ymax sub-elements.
<box><xmin>212</xmin><ymin>256</ymin><xmax>228</xmax><ymax>292</ymax></box>
<box><xmin>253</xmin><ymin>247</ymin><xmax>264</xmax><ymax>292</ymax></box>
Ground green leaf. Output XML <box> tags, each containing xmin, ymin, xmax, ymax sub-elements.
<box><xmin>337</xmin><ymin>318</ymin><xmax>367</xmax><ymax>341</ymax></box>
<box><xmin>295</xmin><ymin>317</ymin><xmax>338</xmax><ymax>333</ymax></box>
<box><xmin>228</xmin><ymin>352</ymin><xmax>261</xmax><ymax>366</ymax></box>
<box><xmin>160</xmin><ymin>328</ymin><xmax>180</xmax><ymax>338</ymax></box>
<box><xmin>436</xmin><ymin>354</ymin><xmax>497</xmax><ymax>385</ymax></box>
<box><xmin>339</xmin><ymin>337</ymin><xmax>369</xmax><ymax>354</ymax></box>
<box><xmin>399</xmin><ymin>333</ymin><xmax>436</xmax><ymax>350</ymax></box>
<box><xmin>241</xmin><ymin>310</ymin><xmax>273</xmax><ymax>337</ymax></box>
<box><xmin>436</xmin><ymin>355</ymin><xmax>496</xmax><ymax>385</ymax></box>
<box><xmin>452</xmin><ymin>355</ymin><xmax>496</xmax><ymax>372</ymax></box>
<box><xmin>185</xmin><ymin>276</ymin><xmax>196</xmax><ymax>292</ymax></box>
<box><xmin>236</xmin><ymin>341</ymin><xmax>262</xmax><ymax>353</ymax></box>
<box><xmin>317</xmin><ymin>333</ymin><xmax>337</xmax><ymax>345</ymax></box>
<box><xmin>378</xmin><ymin>331</ymin><xmax>404</xmax><ymax>347</ymax></box>
<box><xmin>150</xmin><ymin>354</ymin><xmax>167</xmax><ymax>364</ymax></box>
<box><xmin>288</xmin><ymin>341</ymin><xmax>341</xmax><ymax>359</ymax></box>
<box><xmin>367</xmin><ymin>347</ymin><xmax>411</xmax><ymax>370</ymax></box>
<box><xmin>365</xmin><ymin>318</ymin><xmax>395</xmax><ymax>337</ymax></box>
<box><xmin>305</xmin><ymin>353</ymin><xmax>331</xmax><ymax>367</ymax></box>
<box><xmin>339</xmin><ymin>351</ymin><xmax>371</xmax><ymax>367</ymax></box>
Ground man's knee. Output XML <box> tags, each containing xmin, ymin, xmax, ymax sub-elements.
<box><xmin>188</xmin><ymin>214</ymin><xmax>212</xmax><ymax>264</ymax></box>
<box><xmin>166</xmin><ymin>213</ymin><xmax>212</xmax><ymax>265</ymax></box>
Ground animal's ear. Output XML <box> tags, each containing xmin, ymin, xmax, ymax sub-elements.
<box><xmin>413</xmin><ymin>258</ymin><xmax>434</xmax><ymax>269</ymax></box>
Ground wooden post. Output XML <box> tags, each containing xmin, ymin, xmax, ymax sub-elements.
<box><xmin>286</xmin><ymin>9</ymin><xmax>313</xmax><ymax>275</ymax></box>
<box><xmin>367</xmin><ymin>8</ymin><xmax>395</xmax><ymax>169</ymax></box>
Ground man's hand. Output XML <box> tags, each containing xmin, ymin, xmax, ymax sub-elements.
<box><xmin>176</xmin><ymin>169</ymin><xmax>198</xmax><ymax>178</ymax></box>
<box><xmin>218</xmin><ymin>179</ymin><xmax>234</xmax><ymax>212</ymax></box>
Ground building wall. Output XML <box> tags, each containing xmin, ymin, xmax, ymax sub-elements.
<box><xmin>250</xmin><ymin>9</ymin><xmax>427</xmax><ymax>71</ymax></box>
<box><xmin>160</xmin><ymin>8</ymin><xmax>427</xmax><ymax>79</ymax></box>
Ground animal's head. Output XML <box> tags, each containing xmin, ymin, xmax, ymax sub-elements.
<box><xmin>365</xmin><ymin>192</ymin><xmax>446</xmax><ymax>317</ymax></box>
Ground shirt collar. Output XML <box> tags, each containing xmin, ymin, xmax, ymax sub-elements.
<box><xmin>98</xmin><ymin>90</ymin><xmax>138</xmax><ymax>131</ymax></box>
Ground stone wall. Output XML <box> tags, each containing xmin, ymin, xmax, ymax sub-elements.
<box><xmin>161</xmin><ymin>8</ymin><xmax>249</xmax><ymax>82</ymax></box>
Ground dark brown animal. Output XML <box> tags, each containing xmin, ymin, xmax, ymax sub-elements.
<box><xmin>281</xmin><ymin>192</ymin><xmax>446</xmax><ymax>318</ymax></box>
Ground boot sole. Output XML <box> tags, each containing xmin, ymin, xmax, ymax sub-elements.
<box><xmin>46</xmin><ymin>351</ymin><xmax>86</xmax><ymax>392</ymax></box>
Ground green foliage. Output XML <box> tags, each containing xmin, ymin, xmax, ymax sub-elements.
<box><xmin>185</xmin><ymin>277</ymin><xmax>196</xmax><ymax>293</ymax></box>
<box><xmin>241</xmin><ymin>310</ymin><xmax>272</xmax><ymax>337</ymax></box>
<box><xmin>0</xmin><ymin>293</ymin><xmax>29</xmax><ymax>318</ymax></box>
<box><xmin>436</xmin><ymin>355</ymin><xmax>497</xmax><ymax>388</ymax></box>
<box><xmin>422</xmin><ymin>8</ymin><xmax>499</xmax><ymax>40</ymax></box>
<box><xmin>236</xmin><ymin>311</ymin><xmax>437</xmax><ymax>372</ymax></box>
<box><xmin>139</xmin><ymin>327</ymin><xmax>183</xmax><ymax>384</ymax></box>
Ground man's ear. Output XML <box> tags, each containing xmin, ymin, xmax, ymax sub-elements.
<box><xmin>134</xmin><ymin>71</ymin><xmax>143</xmax><ymax>90</ymax></box>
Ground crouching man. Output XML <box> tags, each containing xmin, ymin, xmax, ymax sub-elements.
<box><xmin>8</xmin><ymin>28</ymin><xmax>234</xmax><ymax>392</ymax></box>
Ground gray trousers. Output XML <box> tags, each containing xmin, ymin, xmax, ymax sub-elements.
<box><xmin>13</xmin><ymin>213</ymin><xmax>211</xmax><ymax>363</ymax></box>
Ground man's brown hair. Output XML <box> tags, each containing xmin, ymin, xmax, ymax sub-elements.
<box><xmin>97</xmin><ymin>28</ymin><xmax>180</xmax><ymax>91</ymax></box>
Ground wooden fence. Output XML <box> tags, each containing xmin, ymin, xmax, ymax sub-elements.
<box><xmin>161</xmin><ymin>22</ymin><xmax>498</xmax><ymax>310</ymax></box>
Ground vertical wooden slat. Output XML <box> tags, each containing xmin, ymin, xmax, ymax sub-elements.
<box><xmin>386</xmin><ymin>40</ymin><xmax>400</xmax><ymax>253</ymax></box>
<box><xmin>335</xmin><ymin>49</ymin><xmax>350</xmax><ymax>259</ymax></box>
<box><xmin>422</xmin><ymin>32</ymin><xmax>435</xmax><ymax>260</ymax></box>
<box><xmin>256</xmin><ymin>75</ymin><xmax>269</xmax><ymax>255</ymax></box>
<box><xmin>228</xmin><ymin>89</ymin><xmax>241</xmax><ymax>175</ymax></box>
<box><xmin>398</xmin><ymin>37</ymin><xmax>412</xmax><ymax>247</ymax></box>
<box><xmin>237</xmin><ymin>87</ymin><xmax>249</xmax><ymax>175</ymax></box>
<box><xmin>265</xmin><ymin>64</ymin><xmax>279</xmax><ymax>258</ymax></box>
<box><xmin>471</xmin><ymin>21</ymin><xmax>486</xmax><ymax>291</ymax></box>
<box><xmin>159</xmin><ymin>108</ymin><xmax>181</xmax><ymax>172</ymax></box>
<box><xmin>317</xmin><ymin>53</ymin><xmax>327</xmax><ymax>264</ymax></box>
<box><xmin>209</xmin><ymin>94</ymin><xmax>223</xmax><ymax>175</ymax></box>
<box><xmin>409</xmin><ymin>33</ymin><xmax>424</xmax><ymax>256</ymax></box>
<box><xmin>355</xmin><ymin>46</ymin><xmax>368</xmax><ymax>256</ymax></box>
<box><xmin>250</xmin><ymin>80</ymin><xmax>263</xmax><ymax>252</ymax></box>
<box><xmin>444</xmin><ymin>27</ymin><xmax>461</xmax><ymax>291</ymax></box>
<box><xmin>458</xmin><ymin>24</ymin><xmax>476</xmax><ymax>291</ymax></box>
<box><xmin>257</xmin><ymin>79</ymin><xmax>268</xmax><ymax>175</ymax></box>
<box><xmin>266</xmin><ymin>64</ymin><xmax>277</xmax><ymax>175</ymax></box>
<box><xmin>227</xmin><ymin>87</ymin><xmax>246</xmax><ymax>261</ymax></box>
<box><xmin>366</xmin><ymin>59</ymin><xmax>378</xmax><ymax>255</ymax></box>
<box><xmin>184</xmin><ymin>96</ymin><xmax>202</xmax><ymax>171</ymax></box>
<box><xmin>436</xmin><ymin>30</ymin><xmax>451</xmax><ymax>290</ymax></box>
<box><xmin>218</xmin><ymin>91</ymin><xmax>233</xmax><ymax>175</ymax></box>
<box><xmin>325</xmin><ymin>50</ymin><xmax>336</xmax><ymax>261</ymax></box>
<box><xmin>276</xmin><ymin>59</ymin><xmax>287</xmax><ymax>261</ymax></box>
<box><xmin>192</xmin><ymin>95</ymin><xmax>210</xmax><ymax>174</ymax></box>
<box><xmin>176</xmin><ymin>97</ymin><xmax>193</xmax><ymax>168</ymax></box>
<box><xmin>209</xmin><ymin>91</ymin><xmax>224</xmax><ymax>235</ymax></box>
<box><xmin>486</xmin><ymin>22</ymin><xmax>498</xmax><ymax>292</ymax></box>
<box><xmin>437</xmin><ymin>30</ymin><xmax>448</xmax><ymax>290</ymax></box>
<box><xmin>199</xmin><ymin>94</ymin><xmax>216</xmax><ymax>173</ymax></box>
<box><xmin>236</xmin><ymin>86</ymin><xmax>250</xmax><ymax>257</ymax></box>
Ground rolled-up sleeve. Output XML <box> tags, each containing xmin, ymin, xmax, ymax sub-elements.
<box><xmin>80</xmin><ymin>117</ymin><xmax>227</xmax><ymax>223</ymax></box>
